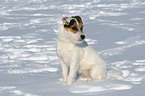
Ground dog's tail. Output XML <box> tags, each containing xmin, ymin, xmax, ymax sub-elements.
<box><xmin>107</xmin><ymin>71</ymin><xmax>122</xmax><ymax>78</ymax></box>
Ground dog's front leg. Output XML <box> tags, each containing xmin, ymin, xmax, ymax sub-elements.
<box><xmin>67</xmin><ymin>53</ymin><xmax>79</xmax><ymax>85</ymax></box>
<box><xmin>67</xmin><ymin>63</ymin><xmax>78</xmax><ymax>85</ymax></box>
<box><xmin>67</xmin><ymin>48</ymin><xmax>82</xmax><ymax>85</ymax></box>
<box><xmin>60</xmin><ymin>60</ymin><xmax>68</xmax><ymax>82</ymax></box>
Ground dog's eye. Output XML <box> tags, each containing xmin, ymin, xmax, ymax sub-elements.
<box><xmin>72</xmin><ymin>26</ymin><xmax>78</xmax><ymax>31</ymax></box>
<box><xmin>64</xmin><ymin>24</ymin><xmax>70</xmax><ymax>28</ymax></box>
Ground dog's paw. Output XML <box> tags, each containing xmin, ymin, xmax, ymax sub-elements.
<box><xmin>67</xmin><ymin>79</ymin><xmax>75</xmax><ymax>85</ymax></box>
<box><xmin>59</xmin><ymin>78</ymin><xmax>67</xmax><ymax>82</ymax></box>
<box><xmin>67</xmin><ymin>81</ymin><xmax>73</xmax><ymax>85</ymax></box>
<box><xmin>63</xmin><ymin>78</ymin><xmax>67</xmax><ymax>82</ymax></box>
<box><xmin>79</xmin><ymin>77</ymin><xmax>93</xmax><ymax>82</ymax></box>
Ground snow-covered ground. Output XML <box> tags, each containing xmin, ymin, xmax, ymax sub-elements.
<box><xmin>0</xmin><ymin>0</ymin><xmax>145</xmax><ymax>96</ymax></box>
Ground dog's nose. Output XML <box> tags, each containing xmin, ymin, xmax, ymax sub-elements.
<box><xmin>80</xmin><ymin>35</ymin><xmax>85</xmax><ymax>40</ymax></box>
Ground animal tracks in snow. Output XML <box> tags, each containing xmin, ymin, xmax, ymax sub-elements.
<box><xmin>0</xmin><ymin>86</ymin><xmax>38</xmax><ymax>96</ymax></box>
<box><xmin>0</xmin><ymin>35</ymin><xmax>59</xmax><ymax>74</ymax></box>
<box><xmin>111</xmin><ymin>60</ymin><xmax>145</xmax><ymax>84</ymax></box>
<box><xmin>99</xmin><ymin>36</ymin><xmax>145</xmax><ymax>56</ymax></box>
<box><xmin>134</xmin><ymin>60</ymin><xmax>145</xmax><ymax>72</ymax></box>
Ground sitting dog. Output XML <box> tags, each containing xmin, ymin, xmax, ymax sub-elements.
<box><xmin>56</xmin><ymin>16</ymin><xmax>120</xmax><ymax>85</ymax></box>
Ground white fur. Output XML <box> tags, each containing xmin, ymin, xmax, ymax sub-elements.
<box><xmin>56</xmin><ymin>25</ymin><xmax>120</xmax><ymax>85</ymax></box>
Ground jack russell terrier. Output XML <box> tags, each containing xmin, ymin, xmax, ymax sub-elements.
<box><xmin>56</xmin><ymin>16</ymin><xmax>121</xmax><ymax>85</ymax></box>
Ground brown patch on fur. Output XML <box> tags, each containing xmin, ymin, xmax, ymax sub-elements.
<box><xmin>63</xmin><ymin>16</ymin><xmax>83</xmax><ymax>34</ymax></box>
<box><xmin>73</xmin><ymin>16</ymin><xmax>83</xmax><ymax>25</ymax></box>
<box><xmin>64</xmin><ymin>22</ymin><xmax>78</xmax><ymax>34</ymax></box>
<box><xmin>62</xmin><ymin>17</ymin><xmax>69</xmax><ymax>25</ymax></box>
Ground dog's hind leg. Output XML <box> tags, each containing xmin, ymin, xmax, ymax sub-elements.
<box><xmin>79</xmin><ymin>69</ymin><xmax>93</xmax><ymax>82</ymax></box>
<box><xmin>89</xmin><ymin>65</ymin><xmax>107</xmax><ymax>80</ymax></box>
<box><xmin>79</xmin><ymin>70</ymin><xmax>90</xmax><ymax>78</ymax></box>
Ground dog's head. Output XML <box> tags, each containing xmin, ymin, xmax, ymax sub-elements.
<box><xmin>62</xmin><ymin>16</ymin><xmax>85</xmax><ymax>44</ymax></box>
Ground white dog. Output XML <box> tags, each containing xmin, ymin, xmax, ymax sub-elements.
<box><xmin>56</xmin><ymin>16</ymin><xmax>120</xmax><ymax>85</ymax></box>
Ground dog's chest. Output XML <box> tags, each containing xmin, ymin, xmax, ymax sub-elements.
<box><xmin>57</xmin><ymin>40</ymin><xmax>77</xmax><ymax>66</ymax></box>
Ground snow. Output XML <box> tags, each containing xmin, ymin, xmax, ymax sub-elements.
<box><xmin>0</xmin><ymin>0</ymin><xmax>145</xmax><ymax>96</ymax></box>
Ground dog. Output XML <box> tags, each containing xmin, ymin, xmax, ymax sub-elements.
<box><xmin>56</xmin><ymin>16</ymin><xmax>121</xmax><ymax>85</ymax></box>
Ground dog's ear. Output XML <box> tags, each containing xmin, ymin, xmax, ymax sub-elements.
<box><xmin>62</xmin><ymin>17</ymin><xmax>71</xmax><ymax>25</ymax></box>
<box><xmin>72</xmin><ymin>16</ymin><xmax>83</xmax><ymax>25</ymax></box>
